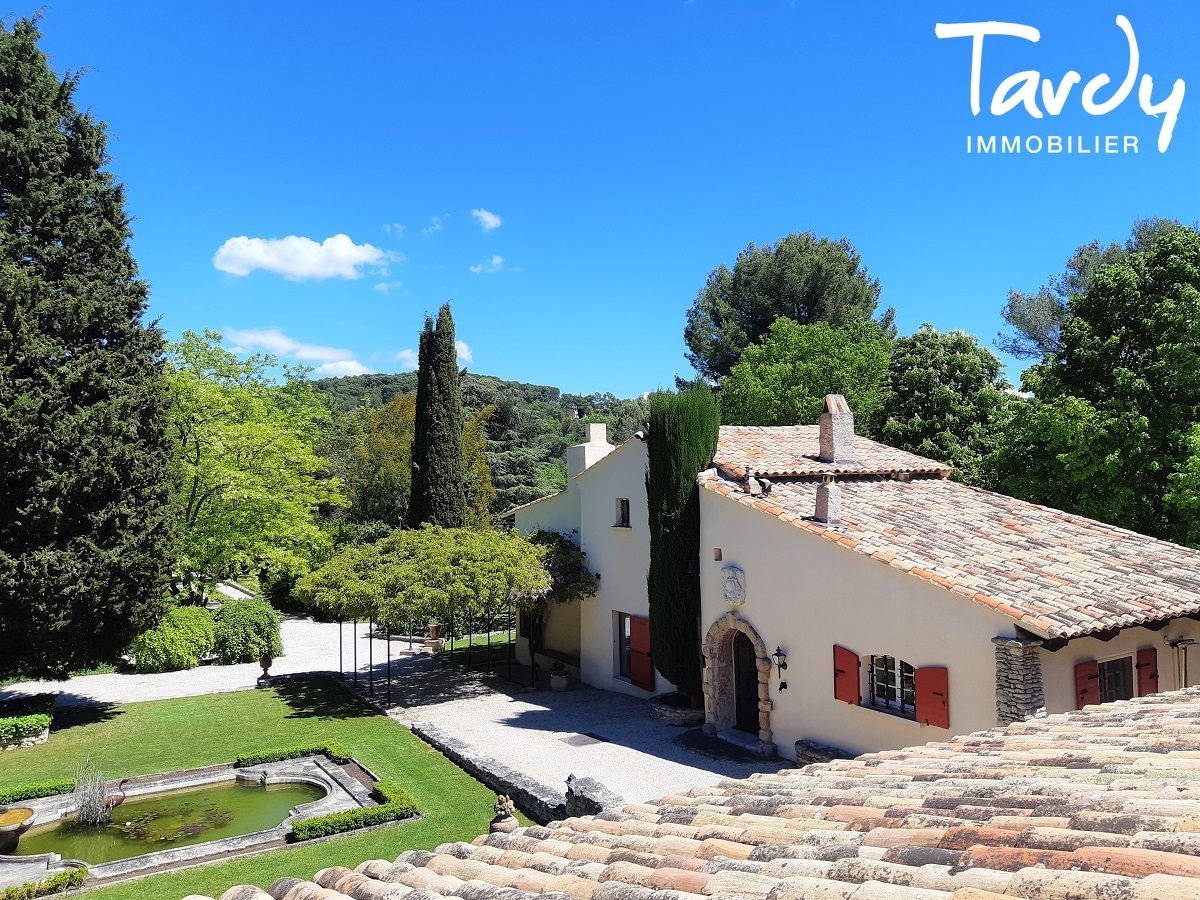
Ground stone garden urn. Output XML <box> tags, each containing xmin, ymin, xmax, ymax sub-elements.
<box><xmin>489</xmin><ymin>794</ymin><xmax>518</xmax><ymax>834</ymax></box>
<box><xmin>257</xmin><ymin>654</ymin><xmax>274</xmax><ymax>686</ymax></box>
<box><xmin>0</xmin><ymin>807</ymin><xmax>35</xmax><ymax>854</ymax></box>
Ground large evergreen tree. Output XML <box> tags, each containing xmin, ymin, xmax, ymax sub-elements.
<box><xmin>406</xmin><ymin>303</ymin><xmax>467</xmax><ymax>527</ymax></box>
<box><xmin>646</xmin><ymin>386</ymin><xmax>720</xmax><ymax>706</ymax></box>
<box><xmin>0</xmin><ymin>19</ymin><xmax>173</xmax><ymax>676</ymax></box>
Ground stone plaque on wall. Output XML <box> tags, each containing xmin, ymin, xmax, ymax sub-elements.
<box><xmin>721</xmin><ymin>565</ymin><xmax>745</xmax><ymax>606</ymax></box>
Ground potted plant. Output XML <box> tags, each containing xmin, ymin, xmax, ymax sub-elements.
<box><xmin>549</xmin><ymin>662</ymin><xmax>569</xmax><ymax>692</ymax></box>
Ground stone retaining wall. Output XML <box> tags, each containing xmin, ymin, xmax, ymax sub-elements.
<box><xmin>0</xmin><ymin>727</ymin><xmax>48</xmax><ymax>751</ymax></box>
<box><xmin>565</xmin><ymin>776</ymin><xmax>623</xmax><ymax>817</ymax></box>
<box><xmin>410</xmin><ymin>722</ymin><xmax>567</xmax><ymax>824</ymax></box>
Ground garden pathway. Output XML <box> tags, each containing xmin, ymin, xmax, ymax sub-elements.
<box><xmin>2</xmin><ymin>618</ymin><xmax>778</xmax><ymax>805</ymax></box>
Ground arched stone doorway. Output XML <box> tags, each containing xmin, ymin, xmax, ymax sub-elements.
<box><xmin>701</xmin><ymin>611</ymin><xmax>775</xmax><ymax>758</ymax></box>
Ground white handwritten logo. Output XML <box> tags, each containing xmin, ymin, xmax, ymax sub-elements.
<box><xmin>935</xmin><ymin>16</ymin><xmax>1185</xmax><ymax>152</ymax></box>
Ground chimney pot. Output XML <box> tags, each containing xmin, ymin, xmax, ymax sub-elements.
<box><xmin>818</xmin><ymin>394</ymin><xmax>856</xmax><ymax>464</ymax></box>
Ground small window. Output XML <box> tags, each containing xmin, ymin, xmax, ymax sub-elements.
<box><xmin>616</xmin><ymin>612</ymin><xmax>633</xmax><ymax>678</ymax></box>
<box><xmin>867</xmin><ymin>655</ymin><xmax>916</xmax><ymax>717</ymax></box>
<box><xmin>615</xmin><ymin>498</ymin><xmax>631</xmax><ymax>528</ymax></box>
<box><xmin>1098</xmin><ymin>656</ymin><xmax>1134</xmax><ymax>703</ymax></box>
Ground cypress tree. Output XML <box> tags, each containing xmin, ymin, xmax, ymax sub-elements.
<box><xmin>0</xmin><ymin>19</ymin><xmax>173</xmax><ymax>677</ymax></box>
<box><xmin>646</xmin><ymin>386</ymin><xmax>720</xmax><ymax>705</ymax></box>
<box><xmin>406</xmin><ymin>303</ymin><xmax>467</xmax><ymax>528</ymax></box>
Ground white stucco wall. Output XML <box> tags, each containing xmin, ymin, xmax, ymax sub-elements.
<box><xmin>576</xmin><ymin>439</ymin><xmax>678</xmax><ymax>698</ymax></box>
<box><xmin>699</xmin><ymin>486</ymin><xmax>1017</xmax><ymax>760</ymax></box>
<box><xmin>1040</xmin><ymin>618</ymin><xmax>1200</xmax><ymax>712</ymax></box>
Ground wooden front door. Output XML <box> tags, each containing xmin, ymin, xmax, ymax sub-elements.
<box><xmin>733</xmin><ymin>631</ymin><xmax>758</xmax><ymax>733</ymax></box>
<box><xmin>628</xmin><ymin>615</ymin><xmax>654</xmax><ymax>691</ymax></box>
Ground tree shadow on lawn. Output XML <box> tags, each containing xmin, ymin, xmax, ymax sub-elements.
<box><xmin>275</xmin><ymin>677</ymin><xmax>378</xmax><ymax>721</ymax></box>
<box><xmin>48</xmin><ymin>695</ymin><xmax>122</xmax><ymax>731</ymax></box>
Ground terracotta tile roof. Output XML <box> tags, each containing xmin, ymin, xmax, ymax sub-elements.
<box><xmin>715</xmin><ymin>426</ymin><xmax>954</xmax><ymax>479</ymax></box>
<box><xmin>196</xmin><ymin>689</ymin><xmax>1200</xmax><ymax>900</ymax></box>
<box><xmin>699</xmin><ymin>465</ymin><xmax>1200</xmax><ymax>640</ymax></box>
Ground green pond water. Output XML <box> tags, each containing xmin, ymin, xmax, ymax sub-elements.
<box><xmin>14</xmin><ymin>780</ymin><xmax>324</xmax><ymax>864</ymax></box>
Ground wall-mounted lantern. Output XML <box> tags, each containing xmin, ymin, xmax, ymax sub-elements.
<box><xmin>771</xmin><ymin>646</ymin><xmax>788</xmax><ymax>690</ymax></box>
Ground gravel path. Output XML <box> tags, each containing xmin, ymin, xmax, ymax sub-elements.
<box><xmin>1</xmin><ymin>618</ymin><xmax>779</xmax><ymax>804</ymax></box>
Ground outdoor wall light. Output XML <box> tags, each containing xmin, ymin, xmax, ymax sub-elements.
<box><xmin>772</xmin><ymin>647</ymin><xmax>788</xmax><ymax>690</ymax></box>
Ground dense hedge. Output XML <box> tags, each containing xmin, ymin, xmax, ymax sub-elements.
<box><xmin>131</xmin><ymin>605</ymin><xmax>215</xmax><ymax>673</ymax></box>
<box><xmin>213</xmin><ymin>598</ymin><xmax>283</xmax><ymax>664</ymax></box>
<box><xmin>291</xmin><ymin>780</ymin><xmax>418</xmax><ymax>841</ymax></box>
<box><xmin>0</xmin><ymin>780</ymin><xmax>74</xmax><ymax>805</ymax></box>
<box><xmin>1</xmin><ymin>868</ymin><xmax>87</xmax><ymax>899</ymax></box>
<box><xmin>0</xmin><ymin>714</ymin><xmax>51</xmax><ymax>743</ymax></box>
<box><xmin>234</xmin><ymin>743</ymin><xmax>351</xmax><ymax>767</ymax></box>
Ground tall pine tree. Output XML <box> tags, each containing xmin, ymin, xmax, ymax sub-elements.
<box><xmin>406</xmin><ymin>303</ymin><xmax>468</xmax><ymax>527</ymax></box>
<box><xmin>0</xmin><ymin>18</ymin><xmax>173</xmax><ymax>676</ymax></box>
<box><xmin>646</xmin><ymin>386</ymin><xmax>720</xmax><ymax>705</ymax></box>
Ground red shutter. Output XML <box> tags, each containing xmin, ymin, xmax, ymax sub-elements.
<box><xmin>1075</xmin><ymin>659</ymin><xmax>1099</xmax><ymax>709</ymax></box>
<box><xmin>915</xmin><ymin>666</ymin><xmax>950</xmax><ymax>729</ymax></box>
<box><xmin>833</xmin><ymin>645</ymin><xmax>860</xmax><ymax>705</ymax></box>
<box><xmin>1136</xmin><ymin>648</ymin><xmax>1159</xmax><ymax>696</ymax></box>
<box><xmin>628</xmin><ymin>615</ymin><xmax>654</xmax><ymax>691</ymax></box>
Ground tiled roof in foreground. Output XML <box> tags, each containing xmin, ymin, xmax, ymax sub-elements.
<box><xmin>204</xmin><ymin>689</ymin><xmax>1200</xmax><ymax>900</ymax></box>
<box><xmin>715</xmin><ymin>426</ymin><xmax>954</xmax><ymax>479</ymax></box>
<box><xmin>699</xmin><ymin>468</ymin><xmax>1200</xmax><ymax>640</ymax></box>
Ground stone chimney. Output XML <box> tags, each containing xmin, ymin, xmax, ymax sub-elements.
<box><xmin>814</xmin><ymin>477</ymin><xmax>842</xmax><ymax>525</ymax></box>
<box><xmin>818</xmin><ymin>394</ymin><xmax>855</xmax><ymax>464</ymax></box>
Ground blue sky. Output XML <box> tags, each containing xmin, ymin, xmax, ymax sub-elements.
<box><xmin>24</xmin><ymin>1</ymin><xmax>1200</xmax><ymax>396</ymax></box>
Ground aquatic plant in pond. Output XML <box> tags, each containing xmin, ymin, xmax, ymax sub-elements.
<box><xmin>72</xmin><ymin>759</ymin><xmax>113</xmax><ymax>827</ymax></box>
<box><xmin>15</xmin><ymin>781</ymin><xmax>322</xmax><ymax>864</ymax></box>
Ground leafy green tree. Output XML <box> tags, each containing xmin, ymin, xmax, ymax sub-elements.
<box><xmin>720</xmin><ymin>316</ymin><xmax>893</xmax><ymax>432</ymax></box>
<box><xmin>684</xmin><ymin>231</ymin><xmax>891</xmax><ymax>382</ymax></box>
<box><xmin>998</xmin><ymin>217</ymin><xmax>1186</xmax><ymax>360</ymax></box>
<box><xmin>408</xmin><ymin>304</ymin><xmax>468</xmax><ymax>527</ymax></box>
<box><xmin>0</xmin><ymin>19</ymin><xmax>174</xmax><ymax>677</ymax></box>
<box><xmin>463</xmin><ymin>405</ymin><xmax>497</xmax><ymax>526</ymax></box>
<box><xmin>166</xmin><ymin>331</ymin><xmax>341</xmax><ymax>596</ymax></box>
<box><xmin>646</xmin><ymin>387</ymin><xmax>720</xmax><ymax>706</ymax></box>
<box><xmin>295</xmin><ymin>526</ymin><xmax>550</xmax><ymax>625</ymax></box>
<box><xmin>879</xmin><ymin>326</ymin><xmax>1015</xmax><ymax>486</ymax></box>
<box><xmin>346</xmin><ymin>393</ymin><xmax>416</xmax><ymax>528</ymax></box>
<box><xmin>131</xmin><ymin>606</ymin><xmax>215</xmax><ymax>673</ymax></box>
<box><xmin>990</xmin><ymin>225</ymin><xmax>1200</xmax><ymax>541</ymax></box>
<box><xmin>212</xmin><ymin>597</ymin><xmax>283</xmax><ymax>664</ymax></box>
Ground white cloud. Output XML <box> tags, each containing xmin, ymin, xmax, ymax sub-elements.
<box><xmin>456</xmin><ymin>340</ymin><xmax>473</xmax><ymax>364</ymax></box>
<box><xmin>469</xmin><ymin>254</ymin><xmax>504</xmax><ymax>274</ymax></box>
<box><xmin>471</xmin><ymin>208</ymin><xmax>502</xmax><ymax>232</ymax></box>
<box><xmin>421</xmin><ymin>215</ymin><xmax>446</xmax><ymax>234</ymax></box>
<box><xmin>314</xmin><ymin>360</ymin><xmax>371</xmax><ymax>377</ymax></box>
<box><xmin>213</xmin><ymin>234</ymin><xmax>391</xmax><ymax>281</ymax></box>
<box><xmin>394</xmin><ymin>349</ymin><xmax>420</xmax><ymax>370</ymax></box>
<box><xmin>373</xmin><ymin>281</ymin><xmax>404</xmax><ymax>293</ymax></box>
<box><xmin>384</xmin><ymin>223</ymin><xmax>404</xmax><ymax>237</ymax></box>
<box><xmin>224</xmin><ymin>327</ymin><xmax>372</xmax><ymax>376</ymax></box>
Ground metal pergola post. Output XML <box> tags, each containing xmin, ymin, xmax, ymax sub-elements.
<box><xmin>386</xmin><ymin>624</ymin><xmax>392</xmax><ymax>706</ymax></box>
<box><xmin>368</xmin><ymin>616</ymin><xmax>374</xmax><ymax>696</ymax></box>
<box><xmin>353</xmin><ymin>618</ymin><xmax>358</xmax><ymax>686</ymax></box>
<box><xmin>507</xmin><ymin>599</ymin><xmax>513</xmax><ymax>682</ymax></box>
<box><xmin>338</xmin><ymin>616</ymin><xmax>344</xmax><ymax>679</ymax></box>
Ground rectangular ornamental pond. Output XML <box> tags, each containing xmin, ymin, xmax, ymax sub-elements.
<box><xmin>13</xmin><ymin>780</ymin><xmax>324</xmax><ymax>864</ymax></box>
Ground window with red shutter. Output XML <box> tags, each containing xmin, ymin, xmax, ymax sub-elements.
<box><xmin>627</xmin><ymin>614</ymin><xmax>654</xmax><ymax>691</ymax></box>
<box><xmin>1136</xmin><ymin>647</ymin><xmax>1159</xmax><ymax>696</ymax></box>
<box><xmin>914</xmin><ymin>666</ymin><xmax>949</xmax><ymax>729</ymax></box>
<box><xmin>1075</xmin><ymin>659</ymin><xmax>1099</xmax><ymax>709</ymax></box>
<box><xmin>833</xmin><ymin>645</ymin><xmax>860</xmax><ymax>705</ymax></box>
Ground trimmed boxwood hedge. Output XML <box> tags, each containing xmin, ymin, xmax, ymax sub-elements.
<box><xmin>0</xmin><ymin>713</ymin><xmax>51</xmax><ymax>744</ymax></box>
<box><xmin>234</xmin><ymin>743</ymin><xmax>352</xmax><ymax>767</ymax></box>
<box><xmin>0</xmin><ymin>780</ymin><xmax>74</xmax><ymax>805</ymax></box>
<box><xmin>1</xmin><ymin>867</ymin><xmax>87</xmax><ymax>899</ymax></box>
<box><xmin>291</xmin><ymin>780</ymin><xmax>418</xmax><ymax>841</ymax></box>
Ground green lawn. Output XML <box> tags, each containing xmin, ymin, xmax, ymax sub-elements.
<box><xmin>0</xmin><ymin>680</ymin><xmax>504</xmax><ymax>900</ymax></box>
<box><xmin>440</xmin><ymin>632</ymin><xmax>516</xmax><ymax>665</ymax></box>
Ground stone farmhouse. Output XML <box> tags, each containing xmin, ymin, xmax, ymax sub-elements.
<box><xmin>506</xmin><ymin>398</ymin><xmax>1200</xmax><ymax>762</ymax></box>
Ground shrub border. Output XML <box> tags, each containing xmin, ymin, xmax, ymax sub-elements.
<box><xmin>290</xmin><ymin>779</ymin><xmax>418</xmax><ymax>841</ymax></box>
<box><xmin>233</xmin><ymin>743</ymin><xmax>351</xmax><ymax>767</ymax></box>
<box><xmin>0</xmin><ymin>779</ymin><xmax>74</xmax><ymax>805</ymax></box>
<box><xmin>1</xmin><ymin>868</ymin><xmax>87</xmax><ymax>899</ymax></box>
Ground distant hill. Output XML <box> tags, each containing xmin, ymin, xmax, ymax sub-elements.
<box><xmin>314</xmin><ymin>372</ymin><xmax>648</xmax><ymax>513</ymax></box>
